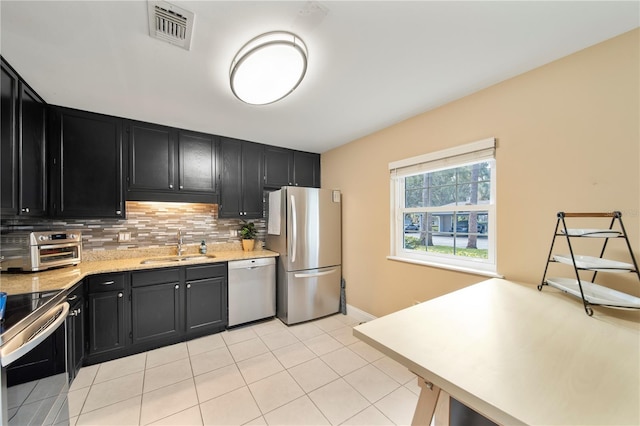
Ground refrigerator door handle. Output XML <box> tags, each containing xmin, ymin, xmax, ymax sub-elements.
<box><xmin>290</xmin><ymin>194</ymin><xmax>297</xmax><ymax>264</ymax></box>
<box><xmin>294</xmin><ymin>269</ymin><xmax>338</xmax><ymax>278</ymax></box>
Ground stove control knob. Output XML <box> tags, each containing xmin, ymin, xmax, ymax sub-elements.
<box><xmin>39</xmin><ymin>235</ymin><xmax>48</xmax><ymax>241</ymax></box>
<box><xmin>69</xmin><ymin>234</ymin><xmax>77</xmax><ymax>239</ymax></box>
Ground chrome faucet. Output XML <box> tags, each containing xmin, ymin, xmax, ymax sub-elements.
<box><xmin>177</xmin><ymin>229</ymin><xmax>184</xmax><ymax>256</ymax></box>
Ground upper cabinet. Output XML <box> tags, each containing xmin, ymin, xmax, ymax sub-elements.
<box><xmin>1</xmin><ymin>57</ymin><xmax>47</xmax><ymax>217</ymax></box>
<box><xmin>292</xmin><ymin>151</ymin><xmax>320</xmax><ymax>188</ymax></box>
<box><xmin>219</xmin><ymin>138</ymin><xmax>264</xmax><ymax>219</ymax></box>
<box><xmin>49</xmin><ymin>107</ymin><xmax>125</xmax><ymax>218</ymax></box>
<box><xmin>264</xmin><ymin>146</ymin><xmax>320</xmax><ymax>189</ymax></box>
<box><xmin>127</xmin><ymin>121</ymin><xmax>218</xmax><ymax>203</ymax></box>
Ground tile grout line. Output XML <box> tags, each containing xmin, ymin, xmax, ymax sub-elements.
<box><xmin>71</xmin><ymin>315</ymin><xmax>410</xmax><ymax>426</ymax></box>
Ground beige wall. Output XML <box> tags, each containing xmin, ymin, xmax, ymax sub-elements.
<box><xmin>322</xmin><ymin>29</ymin><xmax>639</xmax><ymax>318</ymax></box>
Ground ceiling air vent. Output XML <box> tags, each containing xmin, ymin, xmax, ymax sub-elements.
<box><xmin>148</xmin><ymin>1</ymin><xmax>195</xmax><ymax>50</ymax></box>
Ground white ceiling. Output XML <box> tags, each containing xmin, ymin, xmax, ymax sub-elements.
<box><xmin>1</xmin><ymin>1</ymin><xmax>638</xmax><ymax>154</ymax></box>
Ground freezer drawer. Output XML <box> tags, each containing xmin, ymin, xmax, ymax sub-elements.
<box><xmin>278</xmin><ymin>265</ymin><xmax>341</xmax><ymax>325</ymax></box>
<box><xmin>228</xmin><ymin>258</ymin><xmax>276</xmax><ymax>327</ymax></box>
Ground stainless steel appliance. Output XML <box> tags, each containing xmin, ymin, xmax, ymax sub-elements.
<box><xmin>228</xmin><ymin>258</ymin><xmax>276</xmax><ymax>327</ymax></box>
<box><xmin>266</xmin><ymin>187</ymin><xmax>342</xmax><ymax>325</ymax></box>
<box><xmin>1</xmin><ymin>291</ymin><xmax>70</xmax><ymax>425</ymax></box>
<box><xmin>0</xmin><ymin>231</ymin><xmax>82</xmax><ymax>272</ymax></box>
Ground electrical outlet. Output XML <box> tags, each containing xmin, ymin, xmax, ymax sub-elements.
<box><xmin>118</xmin><ymin>232</ymin><xmax>131</xmax><ymax>242</ymax></box>
<box><xmin>229</xmin><ymin>229</ymin><xmax>238</xmax><ymax>237</ymax></box>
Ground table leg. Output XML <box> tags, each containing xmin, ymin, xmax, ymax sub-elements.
<box><xmin>412</xmin><ymin>377</ymin><xmax>443</xmax><ymax>426</ymax></box>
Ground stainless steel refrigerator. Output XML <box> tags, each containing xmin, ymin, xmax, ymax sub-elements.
<box><xmin>266</xmin><ymin>187</ymin><xmax>342</xmax><ymax>325</ymax></box>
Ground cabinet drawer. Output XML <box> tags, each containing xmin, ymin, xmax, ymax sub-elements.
<box><xmin>186</xmin><ymin>263</ymin><xmax>226</xmax><ymax>281</ymax></box>
<box><xmin>132</xmin><ymin>268</ymin><xmax>181</xmax><ymax>287</ymax></box>
<box><xmin>88</xmin><ymin>273</ymin><xmax>126</xmax><ymax>293</ymax></box>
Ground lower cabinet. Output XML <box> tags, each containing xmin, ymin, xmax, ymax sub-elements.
<box><xmin>84</xmin><ymin>263</ymin><xmax>228</xmax><ymax>365</ymax></box>
<box><xmin>87</xmin><ymin>273</ymin><xmax>128</xmax><ymax>362</ymax></box>
<box><xmin>66</xmin><ymin>284</ymin><xmax>85</xmax><ymax>383</ymax></box>
<box><xmin>131</xmin><ymin>268</ymin><xmax>182</xmax><ymax>346</ymax></box>
<box><xmin>185</xmin><ymin>264</ymin><xmax>227</xmax><ymax>338</ymax></box>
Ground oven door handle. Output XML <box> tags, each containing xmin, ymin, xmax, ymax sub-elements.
<box><xmin>39</xmin><ymin>243</ymin><xmax>79</xmax><ymax>250</ymax></box>
<box><xmin>0</xmin><ymin>302</ymin><xmax>70</xmax><ymax>367</ymax></box>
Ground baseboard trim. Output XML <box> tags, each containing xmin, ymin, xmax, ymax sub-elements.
<box><xmin>346</xmin><ymin>304</ymin><xmax>377</xmax><ymax>323</ymax></box>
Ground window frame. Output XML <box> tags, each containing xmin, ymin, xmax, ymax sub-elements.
<box><xmin>388</xmin><ymin>138</ymin><xmax>501</xmax><ymax>277</ymax></box>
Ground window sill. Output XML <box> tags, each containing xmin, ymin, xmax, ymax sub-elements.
<box><xmin>386</xmin><ymin>255</ymin><xmax>504</xmax><ymax>279</ymax></box>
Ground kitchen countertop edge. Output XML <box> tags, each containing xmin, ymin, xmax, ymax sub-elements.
<box><xmin>0</xmin><ymin>250</ymin><xmax>280</xmax><ymax>295</ymax></box>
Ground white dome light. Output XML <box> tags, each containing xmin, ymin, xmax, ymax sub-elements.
<box><xmin>230</xmin><ymin>31</ymin><xmax>308</xmax><ymax>105</ymax></box>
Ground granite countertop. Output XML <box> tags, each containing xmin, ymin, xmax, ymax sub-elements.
<box><xmin>0</xmin><ymin>248</ymin><xmax>279</xmax><ymax>295</ymax></box>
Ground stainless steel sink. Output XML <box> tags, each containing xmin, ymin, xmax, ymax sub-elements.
<box><xmin>140</xmin><ymin>255</ymin><xmax>214</xmax><ymax>265</ymax></box>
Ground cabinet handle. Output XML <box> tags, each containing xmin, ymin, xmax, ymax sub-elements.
<box><xmin>180</xmin><ymin>185</ymin><xmax>184</xmax><ymax>189</ymax></box>
<box><xmin>169</xmin><ymin>184</ymin><xmax>174</xmax><ymax>189</ymax></box>
<box><xmin>118</xmin><ymin>292</ymin><xmax>123</xmax><ymax>298</ymax></box>
<box><xmin>116</xmin><ymin>210</ymin><xmax>122</xmax><ymax>215</ymax></box>
<box><xmin>101</xmin><ymin>281</ymin><xmax>115</xmax><ymax>286</ymax></box>
<box><xmin>21</xmin><ymin>207</ymin><xmax>30</xmax><ymax>213</ymax></box>
<box><xmin>67</xmin><ymin>295</ymin><xmax>78</xmax><ymax>301</ymax></box>
<box><xmin>187</xmin><ymin>284</ymin><xmax>191</xmax><ymax>289</ymax></box>
<box><xmin>175</xmin><ymin>284</ymin><xmax>179</xmax><ymax>289</ymax></box>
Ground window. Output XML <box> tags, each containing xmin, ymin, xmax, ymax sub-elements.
<box><xmin>389</xmin><ymin>138</ymin><xmax>498</xmax><ymax>276</ymax></box>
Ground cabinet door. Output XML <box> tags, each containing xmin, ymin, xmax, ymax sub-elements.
<box><xmin>18</xmin><ymin>83</ymin><xmax>46</xmax><ymax>216</ymax></box>
<box><xmin>67</xmin><ymin>295</ymin><xmax>85</xmax><ymax>383</ymax></box>
<box><xmin>186</xmin><ymin>276</ymin><xmax>227</xmax><ymax>336</ymax></box>
<box><xmin>219</xmin><ymin>137</ymin><xmax>243</xmax><ymax>218</ymax></box>
<box><xmin>51</xmin><ymin>108</ymin><xmax>124</xmax><ymax>218</ymax></box>
<box><xmin>264</xmin><ymin>146</ymin><xmax>292</xmax><ymax>188</ymax></box>
<box><xmin>131</xmin><ymin>282</ymin><xmax>182</xmax><ymax>345</ymax></box>
<box><xmin>128</xmin><ymin>121</ymin><xmax>175</xmax><ymax>191</ymax></box>
<box><xmin>88</xmin><ymin>290</ymin><xmax>127</xmax><ymax>356</ymax></box>
<box><xmin>1</xmin><ymin>60</ymin><xmax>18</xmax><ymax>215</ymax></box>
<box><xmin>293</xmin><ymin>151</ymin><xmax>320</xmax><ymax>188</ymax></box>
<box><xmin>179</xmin><ymin>131</ymin><xmax>217</xmax><ymax>192</ymax></box>
<box><xmin>241</xmin><ymin>141</ymin><xmax>264</xmax><ymax>218</ymax></box>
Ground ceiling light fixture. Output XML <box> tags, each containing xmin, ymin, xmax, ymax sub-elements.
<box><xmin>230</xmin><ymin>31</ymin><xmax>308</xmax><ymax>105</ymax></box>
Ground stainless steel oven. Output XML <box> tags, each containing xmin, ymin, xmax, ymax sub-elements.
<box><xmin>1</xmin><ymin>291</ymin><xmax>70</xmax><ymax>425</ymax></box>
<box><xmin>0</xmin><ymin>231</ymin><xmax>81</xmax><ymax>272</ymax></box>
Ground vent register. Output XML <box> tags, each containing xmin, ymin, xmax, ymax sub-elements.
<box><xmin>148</xmin><ymin>1</ymin><xmax>195</xmax><ymax>50</ymax></box>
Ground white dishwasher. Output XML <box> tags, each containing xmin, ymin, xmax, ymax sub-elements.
<box><xmin>228</xmin><ymin>257</ymin><xmax>276</xmax><ymax>327</ymax></box>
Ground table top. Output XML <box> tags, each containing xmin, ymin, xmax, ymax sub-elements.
<box><xmin>353</xmin><ymin>278</ymin><xmax>640</xmax><ymax>425</ymax></box>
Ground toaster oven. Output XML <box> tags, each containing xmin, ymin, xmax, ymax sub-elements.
<box><xmin>0</xmin><ymin>231</ymin><xmax>82</xmax><ymax>272</ymax></box>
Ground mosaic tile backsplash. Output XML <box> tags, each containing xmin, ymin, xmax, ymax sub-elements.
<box><xmin>0</xmin><ymin>201</ymin><xmax>266</xmax><ymax>253</ymax></box>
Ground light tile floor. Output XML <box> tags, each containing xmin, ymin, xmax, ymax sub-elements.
<box><xmin>68</xmin><ymin>314</ymin><xmax>420</xmax><ymax>425</ymax></box>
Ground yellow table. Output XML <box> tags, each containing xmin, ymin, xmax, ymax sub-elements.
<box><xmin>353</xmin><ymin>278</ymin><xmax>640</xmax><ymax>425</ymax></box>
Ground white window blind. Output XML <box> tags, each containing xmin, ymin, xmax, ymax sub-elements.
<box><xmin>390</xmin><ymin>138</ymin><xmax>495</xmax><ymax>178</ymax></box>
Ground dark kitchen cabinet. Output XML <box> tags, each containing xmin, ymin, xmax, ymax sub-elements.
<box><xmin>131</xmin><ymin>268</ymin><xmax>182</xmax><ymax>346</ymax></box>
<box><xmin>185</xmin><ymin>264</ymin><xmax>227</xmax><ymax>338</ymax></box>
<box><xmin>1</xmin><ymin>59</ymin><xmax>18</xmax><ymax>215</ymax></box>
<box><xmin>264</xmin><ymin>146</ymin><xmax>292</xmax><ymax>188</ymax></box>
<box><xmin>19</xmin><ymin>83</ymin><xmax>47</xmax><ymax>216</ymax></box>
<box><xmin>49</xmin><ymin>107</ymin><xmax>124</xmax><ymax>218</ymax></box>
<box><xmin>264</xmin><ymin>146</ymin><xmax>320</xmax><ymax>189</ymax></box>
<box><xmin>179</xmin><ymin>130</ymin><xmax>218</xmax><ymax>193</ymax></box>
<box><xmin>66</xmin><ymin>284</ymin><xmax>85</xmax><ymax>383</ymax></box>
<box><xmin>127</xmin><ymin>122</ymin><xmax>218</xmax><ymax>202</ymax></box>
<box><xmin>219</xmin><ymin>138</ymin><xmax>264</xmax><ymax>218</ymax></box>
<box><xmin>293</xmin><ymin>151</ymin><xmax>320</xmax><ymax>188</ymax></box>
<box><xmin>1</xmin><ymin>57</ymin><xmax>47</xmax><ymax>217</ymax></box>
<box><xmin>82</xmin><ymin>263</ymin><xmax>229</xmax><ymax>365</ymax></box>
<box><xmin>127</xmin><ymin>121</ymin><xmax>174</xmax><ymax>193</ymax></box>
<box><xmin>87</xmin><ymin>273</ymin><xmax>128</xmax><ymax>360</ymax></box>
